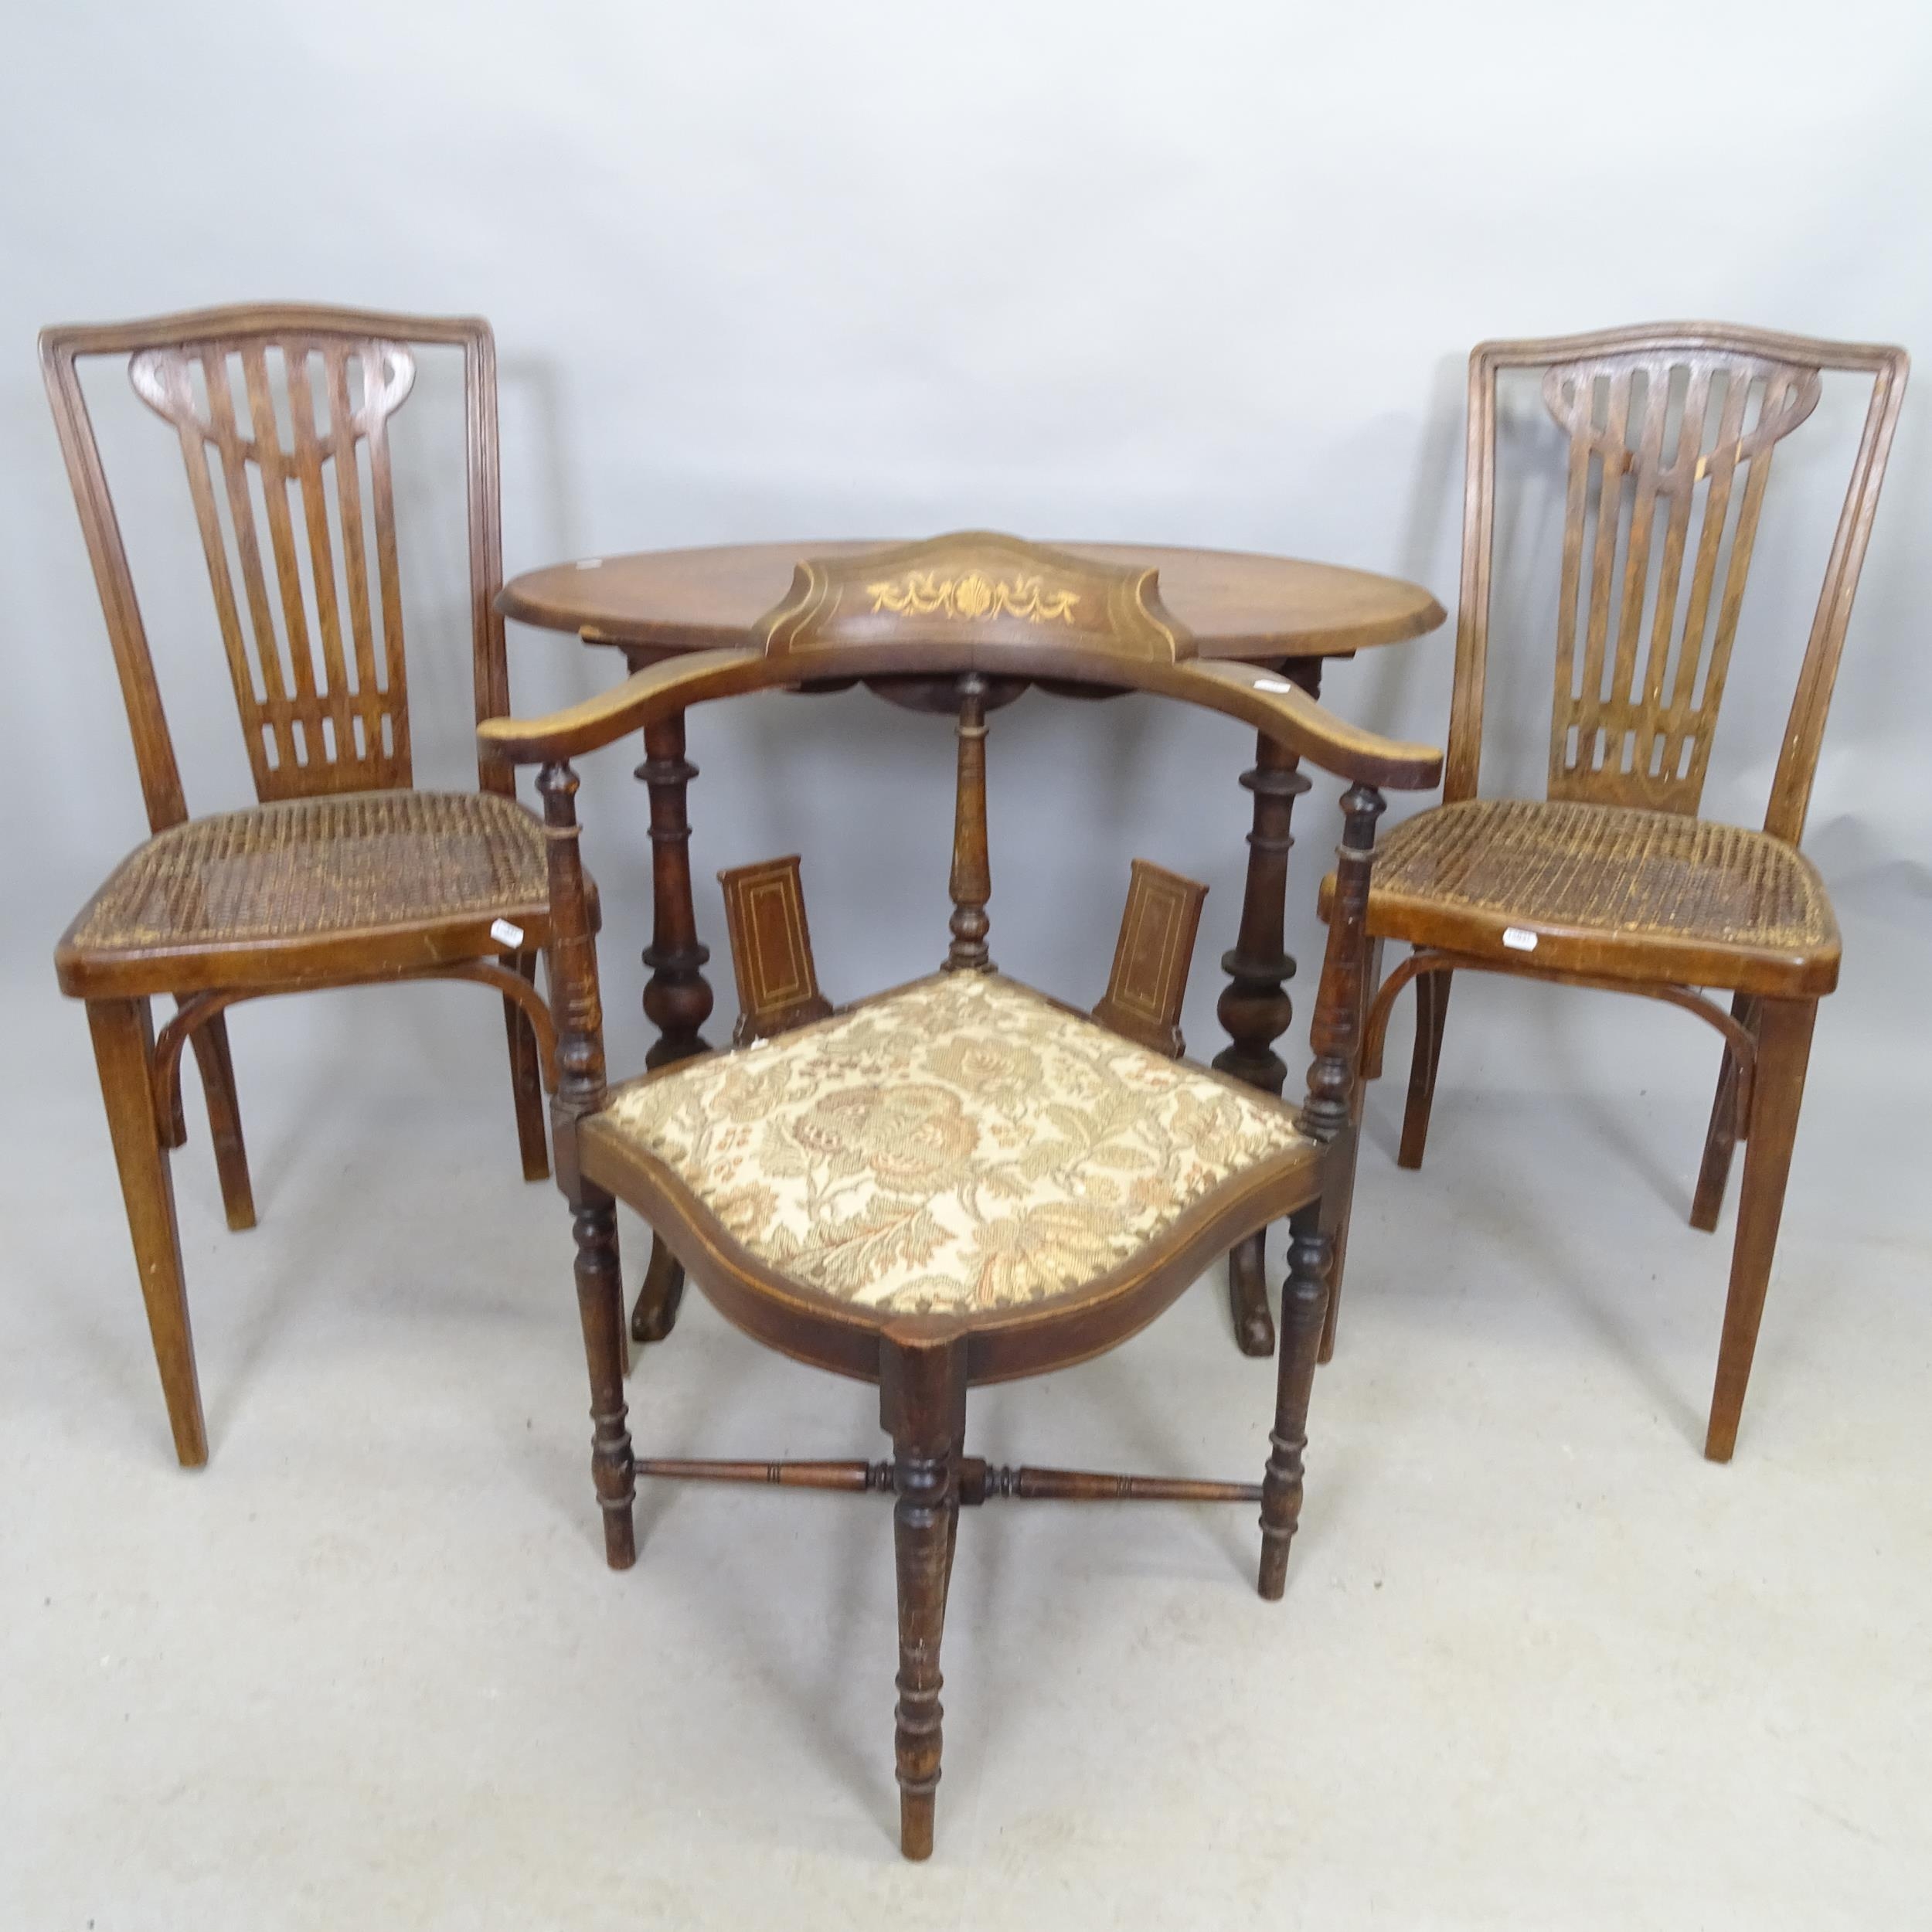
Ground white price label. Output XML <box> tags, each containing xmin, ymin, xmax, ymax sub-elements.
<box><xmin>490</xmin><ymin>918</ymin><xmax>526</xmax><ymax>949</ymax></box>
<box><xmin>1502</xmin><ymin>927</ymin><xmax>1539</xmax><ymax>951</ymax></box>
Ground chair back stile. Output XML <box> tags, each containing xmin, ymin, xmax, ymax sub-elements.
<box><xmin>1447</xmin><ymin>323</ymin><xmax>1907</xmax><ymax>841</ymax></box>
<box><xmin>39</xmin><ymin>304</ymin><xmax>510</xmax><ymax>831</ymax></box>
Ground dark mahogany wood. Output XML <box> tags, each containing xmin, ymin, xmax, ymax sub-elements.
<box><xmin>627</xmin><ymin>710</ymin><xmax>712</xmax><ymax>1343</ymax></box>
<box><xmin>482</xmin><ymin>532</ymin><xmax>1442</xmax><ymax>1859</ymax></box>
<box><xmin>502</xmin><ymin>539</ymin><xmax>1444</xmax><ymax>1360</ymax></box>
<box><xmin>1214</xmin><ymin>656</ymin><xmax>1323</xmax><ymax>1355</ymax></box>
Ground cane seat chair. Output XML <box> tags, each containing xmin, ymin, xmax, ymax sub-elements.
<box><xmin>479</xmin><ymin>532</ymin><xmax>1441</xmax><ymax>1859</ymax></box>
<box><xmin>43</xmin><ymin>304</ymin><xmax>571</xmax><ymax>1466</ymax></box>
<box><xmin>1330</xmin><ymin>323</ymin><xmax>1907</xmax><ymax>1461</ymax></box>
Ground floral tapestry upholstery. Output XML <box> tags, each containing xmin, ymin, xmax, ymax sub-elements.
<box><xmin>598</xmin><ymin>972</ymin><xmax>1311</xmax><ymax>1315</ymax></box>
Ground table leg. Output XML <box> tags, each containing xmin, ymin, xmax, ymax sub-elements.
<box><xmin>1213</xmin><ymin>658</ymin><xmax>1319</xmax><ymax>1356</ymax></box>
<box><xmin>628</xmin><ymin>709</ymin><xmax>714</xmax><ymax>1345</ymax></box>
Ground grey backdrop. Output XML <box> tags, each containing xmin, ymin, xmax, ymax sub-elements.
<box><xmin>3</xmin><ymin>0</ymin><xmax>1927</xmax><ymax>1110</ymax></box>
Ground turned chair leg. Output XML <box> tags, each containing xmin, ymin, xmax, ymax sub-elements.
<box><xmin>1259</xmin><ymin>1203</ymin><xmax>1332</xmax><ymax>1598</ymax></box>
<box><xmin>88</xmin><ymin>998</ymin><xmax>207</xmax><ymax>1467</ymax></box>
<box><xmin>570</xmin><ymin>1185</ymin><xmax>636</xmax><ymax>1566</ymax></box>
<box><xmin>1705</xmin><ymin>998</ymin><xmax>1816</xmax><ymax>1463</ymax></box>
<box><xmin>1690</xmin><ymin>993</ymin><xmax>1758</xmax><ymax>1233</ymax></box>
<box><xmin>1396</xmin><ymin>967</ymin><xmax>1451</xmax><ymax>1170</ymax></box>
<box><xmin>186</xmin><ymin>1011</ymin><xmax>255</xmax><ymax>1232</ymax></box>
<box><xmin>503</xmin><ymin>951</ymin><xmax>550</xmax><ymax>1184</ymax></box>
<box><xmin>1318</xmin><ymin>935</ymin><xmax>1381</xmax><ymax>1363</ymax></box>
<box><xmin>882</xmin><ymin>1332</ymin><xmax>967</xmax><ymax>1860</ymax></box>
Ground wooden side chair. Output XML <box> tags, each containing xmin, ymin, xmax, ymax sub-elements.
<box><xmin>1331</xmin><ymin>323</ymin><xmax>1907</xmax><ymax>1461</ymax></box>
<box><xmin>478</xmin><ymin>532</ymin><xmax>1442</xmax><ymax>1859</ymax></box>
<box><xmin>43</xmin><ymin>304</ymin><xmax>568</xmax><ymax>1466</ymax></box>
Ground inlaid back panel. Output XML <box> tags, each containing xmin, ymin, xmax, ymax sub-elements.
<box><xmin>1543</xmin><ymin>348</ymin><xmax>1818</xmax><ymax>813</ymax></box>
<box><xmin>130</xmin><ymin>335</ymin><xmax>418</xmax><ymax>801</ymax></box>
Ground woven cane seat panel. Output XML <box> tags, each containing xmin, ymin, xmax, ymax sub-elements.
<box><xmin>599</xmin><ymin>973</ymin><xmax>1311</xmax><ymax>1317</ymax></box>
<box><xmin>70</xmin><ymin>790</ymin><xmax>549</xmax><ymax>953</ymax></box>
<box><xmin>1371</xmin><ymin>799</ymin><xmax>1835</xmax><ymax>955</ymax></box>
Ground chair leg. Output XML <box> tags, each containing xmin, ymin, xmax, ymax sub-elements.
<box><xmin>1705</xmin><ymin>998</ymin><xmax>1815</xmax><ymax>1464</ymax></box>
<box><xmin>882</xmin><ymin>1332</ymin><xmax>967</xmax><ymax>1861</ymax></box>
<box><xmin>1690</xmin><ymin>994</ymin><xmax>1758</xmax><ymax>1233</ymax></box>
<box><xmin>1396</xmin><ymin>967</ymin><xmax>1451</xmax><ymax>1170</ymax></box>
<box><xmin>504</xmin><ymin>951</ymin><xmax>550</xmax><ymax>1184</ymax></box>
<box><xmin>186</xmin><ymin>1012</ymin><xmax>256</xmax><ymax>1232</ymax></box>
<box><xmin>570</xmin><ymin>1184</ymin><xmax>636</xmax><ymax>1566</ymax></box>
<box><xmin>87</xmin><ymin>998</ymin><xmax>207</xmax><ymax>1467</ymax></box>
<box><xmin>1259</xmin><ymin>1202</ymin><xmax>1332</xmax><ymax>1599</ymax></box>
<box><xmin>1318</xmin><ymin>935</ymin><xmax>1381</xmax><ymax>1363</ymax></box>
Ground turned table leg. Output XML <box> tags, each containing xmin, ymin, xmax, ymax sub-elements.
<box><xmin>628</xmin><ymin>707</ymin><xmax>715</xmax><ymax>1345</ymax></box>
<box><xmin>1213</xmin><ymin>656</ymin><xmax>1321</xmax><ymax>1357</ymax></box>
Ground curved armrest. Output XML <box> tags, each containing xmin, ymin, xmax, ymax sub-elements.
<box><xmin>478</xmin><ymin>647</ymin><xmax>767</xmax><ymax>763</ymax></box>
<box><xmin>1173</xmin><ymin>661</ymin><xmax>1443</xmax><ymax>790</ymax></box>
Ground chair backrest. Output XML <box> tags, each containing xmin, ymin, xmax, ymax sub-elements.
<box><xmin>1447</xmin><ymin>322</ymin><xmax>1906</xmax><ymax>842</ymax></box>
<box><xmin>41</xmin><ymin>303</ymin><xmax>510</xmax><ymax>833</ymax></box>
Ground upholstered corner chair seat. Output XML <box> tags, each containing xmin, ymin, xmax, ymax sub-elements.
<box><xmin>597</xmin><ymin>971</ymin><xmax>1313</xmax><ymax>1315</ymax></box>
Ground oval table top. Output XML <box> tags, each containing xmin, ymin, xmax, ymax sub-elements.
<box><xmin>500</xmin><ymin>539</ymin><xmax>1445</xmax><ymax>662</ymax></box>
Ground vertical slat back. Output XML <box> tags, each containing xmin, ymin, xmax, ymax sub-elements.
<box><xmin>41</xmin><ymin>304</ymin><xmax>508</xmax><ymax>831</ymax></box>
<box><xmin>1451</xmin><ymin>325</ymin><xmax>1906</xmax><ymax>842</ymax></box>
<box><xmin>1540</xmin><ymin>347</ymin><xmax>1818</xmax><ymax>813</ymax></box>
<box><xmin>130</xmin><ymin>334</ymin><xmax>417</xmax><ymax>799</ymax></box>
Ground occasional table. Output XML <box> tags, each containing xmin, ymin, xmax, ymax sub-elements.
<box><xmin>499</xmin><ymin>540</ymin><xmax>1444</xmax><ymax>1355</ymax></box>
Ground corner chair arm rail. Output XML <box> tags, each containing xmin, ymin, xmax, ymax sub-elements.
<box><xmin>479</xmin><ymin>642</ymin><xmax>1445</xmax><ymax>790</ymax></box>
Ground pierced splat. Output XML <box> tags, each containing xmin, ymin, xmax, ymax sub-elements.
<box><xmin>1540</xmin><ymin>348</ymin><xmax>1821</xmax><ymax>813</ymax></box>
<box><xmin>129</xmin><ymin>335</ymin><xmax>419</xmax><ymax>801</ymax></box>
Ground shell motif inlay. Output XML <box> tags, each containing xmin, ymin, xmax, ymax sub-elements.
<box><xmin>866</xmin><ymin>570</ymin><xmax>1080</xmax><ymax>624</ymax></box>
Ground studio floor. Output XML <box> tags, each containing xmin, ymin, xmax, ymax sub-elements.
<box><xmin>4</xmin><ymin>883</ymin><xmax>1928</xmax><ymax>1930</ymax></box>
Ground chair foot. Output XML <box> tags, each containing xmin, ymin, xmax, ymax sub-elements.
<box><xmin>882</xmin><ymin>1329</ymin><xmax>966</xmax><ymax>1861</ymax></box>
<box><xmin>572</xmin><ymin>1189</ymin><xmax>636</xmax><ymax>1566</ymax></box>
<box><xmin>90</xmin><ymin>998</ymin><xmax>208</xmax><ymax>1467</ymax></box>
<box><xmin>1259</xmin><ymin>1205</ymin><xmax>1330</xmax><ymax>1598</ymax></box>
<box><xmin>1396</xmin><ymin>968</ymin><xmax>1451</xmax><ymax>1171</ymax></box>
<box><xmin>629</xmin><ymin>1234</ymin><xmax>688</xmax><ymax>1345</ymax></box>
<box><xmin>1703</xmin><ymin>999</ymin><xmax>1815</xmax><ymax>1463</ymax></box>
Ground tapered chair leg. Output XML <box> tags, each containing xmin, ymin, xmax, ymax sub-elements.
<box><xmin>504</xmin><ymin>951</ymin><xmax>550</xmax><ymax>1184</ymax></box>
<box><xmin>1396</xmin><ymin>968</ymin><xmax>1451</xmax><ymax>1170</ymax></box>
<box><xmin>88</xmin><ymin>998</ymin><xmax>207</xmax><ymax>1467</ymax></box>
<box><xmin>1705</xmin><ymin>998</ymin><xmax>1816</xmax><ymax>1464</ymax></box>
<box><xmin>187</xmin><ymin>1012</ymin><xmax>256</xmax><ymax>1232</ymax></box>
<box><xmin>1319</xmin><ymin>936</ymin><xmax>1381</xmax><ymax>1362</ymax></box>
<box><xmin>570</xmin><ymin>1185</ymin><xmax>636</xmax><ymax>1566</ymax></box>
<box><xmin>882</xmin><ymin>1332</ymin><xmax>967</xmax><ymax>1861</ymax></box>
<box><xmin>1690</xmin><ymin>994</ymin><xmax>1757</xmax><ymax>1233</ymax></box>
<box><xmin>1259</xmin><ymin>1203</ymin><xmax>1332</xmax><ymax>1599</ymax></box>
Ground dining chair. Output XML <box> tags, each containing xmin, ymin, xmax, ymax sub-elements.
<box><xmin>43</xmin><ymin>303</ymin><xmax>569</xmax><ymax>1466</ymax></box>
<box><xmin>478</xmin><ymin>532</ymin><xmax>1441</xmax><ymax>1858</ymax></box>
<box><xmin>1328</xmin><ymin>322</ymin><xmax>1907</xmax><ymax>1461</ymax></box>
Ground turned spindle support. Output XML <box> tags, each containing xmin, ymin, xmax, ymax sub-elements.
<box><xmin>1257</xmin><ymin>781</ymin><xmax>1383</xmax><ymax>1597</ymax></box>
<box><xmin>1215</xmin><ymin>657</ymin><xmax>1322</xmax><ymax>1356</ymax></box>
<box><xmin>539</xmin><ymin>760</ymin><xmax>636</xmax><ymax>1569</ymax></box>
<box><xmin>629</xmin><ymin>706</ymin><xmax>714</xmax><ymax>1345</ymax></box>
<box><xmin>944</xmin><ymin>672</ymin><xmax>992</xmax><ymax>973</ymax></box>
